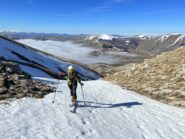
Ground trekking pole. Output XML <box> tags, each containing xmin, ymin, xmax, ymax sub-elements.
<box><xmin>52</xmin><ymin>80</ymin><xmax>60</xmax><ymax>103</ymax></box>
<box><xmin>80</xmin><ymin>84</ymin><xmax>86</xmax><ymax>105</ymax></box>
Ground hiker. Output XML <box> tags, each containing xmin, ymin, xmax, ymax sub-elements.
<box><xmin>59</xmin><ymin>65</ymin><xmax>84</xmax><ymax>105</ymax></box>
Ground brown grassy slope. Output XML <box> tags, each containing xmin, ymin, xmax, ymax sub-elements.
<box><xmin>105</xmin><ymin>46</ymin><xmax>185</xmax><ymax>107</ymax></box>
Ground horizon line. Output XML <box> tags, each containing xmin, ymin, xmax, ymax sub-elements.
<box><xmin>0</xmin><ymin>30</ymin><xmax>185</xmax><ymax>36</ymax></box>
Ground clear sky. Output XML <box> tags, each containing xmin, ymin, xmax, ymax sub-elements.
<box><xmin>0</xmin><ymin>0</ymin><xmax>185</xmax><ymax>35</ymax></box>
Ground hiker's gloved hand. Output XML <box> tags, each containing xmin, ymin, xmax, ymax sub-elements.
<box><xmin>80</xmin><ymin>82</ymin><xmax>84</xmax><ymax>86</ymax></box>
<box><xmin>58</xmin><ymin>72</ymin><xmax>65</xmax><ymax>77</ymax></box>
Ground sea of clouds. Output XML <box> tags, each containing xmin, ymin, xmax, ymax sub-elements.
<box><xmin>18</xmin><ymin>39</ymin><xmax>134</xmax><ymax>64</ymax></box>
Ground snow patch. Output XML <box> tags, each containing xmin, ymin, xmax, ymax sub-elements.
<box><xmin>0</xmin><ymin>79</ymin><xmax>185</xmax><ymax>139</ymax></box>
<box><xmin>88</xmin><ymin>35</ymin><xmax>97</xmax><ymax>40</ymax></box>
<box><xmin>98</xmin><ymin>34</ymin><xmax>113</xmax><ymax>40</ymax></box>
<box><xmin>86</xmin><ymin>34</ymin><xmax>114</xmax><ymax>41</ymax></box>
<box><xmin>135</xmin><ymin>35</ymin><xmax>152</xmax><ymax>40</ymax></box>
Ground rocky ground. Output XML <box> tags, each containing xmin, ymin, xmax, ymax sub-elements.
<box><xmin>105</xmin><ymin>46</ymin><xmax>185</xmax><ymax>108</ymax></box>
<box><xmin>0</xmin><ymin>59</ymin><xmax>54</xmax><ymax>101</ymax></box>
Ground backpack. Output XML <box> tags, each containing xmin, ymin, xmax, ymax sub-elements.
<box><xmin>67</xmin><ymin>70</ymin><xmax>76</xmax><ymax>81</ymax></box>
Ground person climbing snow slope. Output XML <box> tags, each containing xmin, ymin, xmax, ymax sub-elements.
<box><xmin>59</xmin><ymin>65</ymin><xmax>84</xmax><ymax>105</ymax></box>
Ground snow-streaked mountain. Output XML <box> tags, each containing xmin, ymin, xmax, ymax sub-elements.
<box><xmin>0</xmin><ymin>79</ymin><xmax>184</xmax><ymax>139</ymax></box>
<box><xmin>0</xmin><ymin>35</ymin><xmax>100</xmax><ymax>80</ymax></box>
<box><xmin>156</xmin><ymin>34</ymin><xmax>185</xmax><ymax>46</ymax></box>
<box><xmin>86</xmin><ymin>34</ymin><xmax>114</xmax><ymax>41</ymax></box>
<box><xmin>87</xmin><ymin>34</ymin><xmax>152</xmax><ymax>41</ymax></box>
<box><xmin>135</xmin><ymin>35</ymin><xmax>152</xmax><ymax>40</ymax></box>
<box><xmin>136</xmin><ymin>34</ymin><xmax>185</xmax><ymax>56</ymax></box>
<box><xmin>156</xmin><ymin>34</ymin><xmax>171</xmax><ymax>43</ymax></box>
<box><xmin>156</xmin><ymin>33</ymin><xmax>183</xmax><ymax>42</ymax></box>
<box><xmin>98</xmin><ymin>34</ymin><xmax>114</xmax><ymax>40</ymax></box>
<box><xmin>85</xmin><ymin>33</ymin><xmax>185</xmax><ymax>57</ymax></box>
<box><xmin>154</xmin><ymin>34</ymin><xmax>185</xmax><ymax>49</ymax></box>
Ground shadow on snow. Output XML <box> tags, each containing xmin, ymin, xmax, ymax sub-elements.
<box><xmin>77</xmin><ymin>101</ymin><xmax>143</xmax><ymax>109</ymax></box>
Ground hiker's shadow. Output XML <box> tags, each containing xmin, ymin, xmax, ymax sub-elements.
<box><xmin>78</xmin><ymin>101</ymin><xmax>143</xmax><ymax>108</ymax></box>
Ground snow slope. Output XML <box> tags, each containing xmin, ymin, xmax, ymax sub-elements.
<box><xmin>0</xmin><ymin>36</ymin><xmax>100</xmax><ymax>80</ymax></box>
<box><xmin>0</xmin><ymin>79</ymin><xmax>185</xmax><ymax>139</ymax></box>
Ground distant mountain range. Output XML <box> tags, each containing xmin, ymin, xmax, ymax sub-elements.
<box><xmin>0</xmin><ymin>31</ymin><xmax>86</xmax><ymax>43</ymax></box>
<box><xmin>1</xmin><ymin>31</ymin><xmax>185</xmax><ymax>58</ymax></box>
<box><xmin>85</xmin><ymin>33</ymin><xmax>185</xmax><ymax>57</ymax></box>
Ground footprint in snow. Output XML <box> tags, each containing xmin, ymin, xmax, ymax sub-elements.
<box><xmin>88</xmin><ymin>108</ymin><xmax>96</xmax><ymax>114</ymax></box>
<box><xmin>81</xmin><ymin>118</ymin><xmax>89</xmax><ymax>125</ymax></box>
<box><xmin>80</xmin><ymin>129</ymin><xmax>95</xmax><ymax>136</ymax></box>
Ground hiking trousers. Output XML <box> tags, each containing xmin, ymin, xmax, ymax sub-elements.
<box><xmin>68</xmin><ymin>81</ymin><xmax>77</xmax><ymax>100</ymax></box>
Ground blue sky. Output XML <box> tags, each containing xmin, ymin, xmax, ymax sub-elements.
<box><xmin>0</xmin><ymin>0</ymin><xmax>185</xmax><ymax>35</ymax></box>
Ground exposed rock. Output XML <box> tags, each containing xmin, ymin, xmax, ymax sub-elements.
<box><xmin>0</xmin><ymin>87</ymin><xmax>7</xmax><ymax>94</ymax></box>
<box><xmin>0</xmin><ymin>60</ymin><xmax>54</xmax><ymax>101</ymax></box>
<box><xmin>89</xmin><ymin>51</ymin><xmax>102</xmax><ymax>56</ymax></box>
<box><xmin>105</xmin><ymin>46</ymin><xmax>185</xmax><ymax>108</ymax></box>
<box><xmin>0</xmin><ymin>76</ymin><xmax>5</xmax><ymax>87</ymax></box>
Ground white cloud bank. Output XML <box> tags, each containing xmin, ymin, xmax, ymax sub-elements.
<box><xmin>17</xmin><ymin>39</ymin><xmax>124</xmax><ymax>64</ymax></box>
